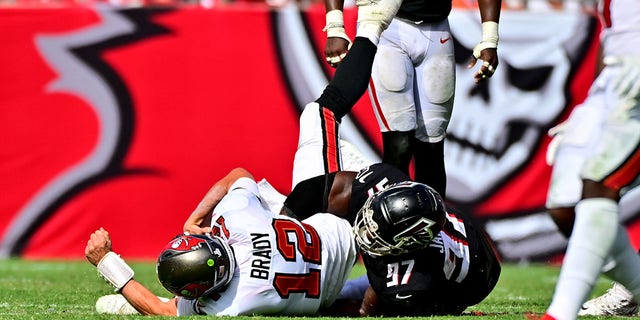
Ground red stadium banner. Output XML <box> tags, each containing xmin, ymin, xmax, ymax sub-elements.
<box><xmin>1</xmin><ymin>2</ymin><xmax>638</xmax><ymax>261</ymax></box>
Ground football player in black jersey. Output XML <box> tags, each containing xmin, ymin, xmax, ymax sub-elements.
<box><xmin>301</xmin><ymin>0</ymin><xmax>500</xmax><ymax>199</ymax></box>
<box><xmin>281</xmin><ymin>163</ymin><xmax>501</xmax><ymax>316</ymax></box>
<box><xmin>321</xmin><ymin>0</ymin><xmax>501</xmax><ymax>199</ymax></box>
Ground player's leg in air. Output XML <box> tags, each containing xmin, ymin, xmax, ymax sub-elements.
<box><xmin>316</xmin><ymin>0</ymin><xmax>402</xmax><ymax>120</ymax></box>
<box><xmin>293</xmin><ymin>0</ymin><xmax>402</xmax><ymax>187</ymax></box>
<box><xmin>292</xmin><ymin>1</ymin><xmax>402</xmax><ymax>304</ymax></box>
<box><xmin>292</xmin><ymin>102</ymin><xmax>342</xmax><ymax>188</ymax></box>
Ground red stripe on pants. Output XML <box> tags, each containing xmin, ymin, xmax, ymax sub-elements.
<box><xmin>604</xmin><ymin>144</ymin><xmax>640</xmax><ymax>190</ymax></box>
<box><xmin>369</xmin><ymin>78</ymin><xmax>391</xmax><ymax>131</ymax></box>
<box><xmin>321</xmin><ymin>107</ymin><xmax>341</xmax><ymax>173</ymax></box>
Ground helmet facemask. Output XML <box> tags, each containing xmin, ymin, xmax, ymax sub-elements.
<box><xmin>354</xmin><ymin>200</ymin><xmax>404</xmax><ymax>256</ymax></box>
<box><xmin>353</xmin><ymin>182</ymin><xmax>446</xmax><ymax>256</ymax></box>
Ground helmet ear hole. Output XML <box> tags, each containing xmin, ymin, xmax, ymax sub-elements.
<box><xmin>156</xmin><ymin>234</ymin><xmax>236</xmax><ymax>299</ymax></box>
<box><xmin>353</xmin><ymin>182</ymin><xmax>446</xmax><ymax>256</ymax></box>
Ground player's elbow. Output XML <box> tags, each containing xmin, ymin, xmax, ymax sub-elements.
<box><xmin>229</xmin><ymin>167</ymin><xmax>254</xmax><ymax>180</ymax></box>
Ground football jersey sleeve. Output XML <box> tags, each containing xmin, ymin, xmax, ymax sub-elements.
<box><xmin>229</xmin><ymin>177</ymin><xmax>260</xmax><ymax>197</ymax></box>
<box><xmin>214</xmin><ymin>177</ymin><xmax>273</xmax><ymax>217</ymax></box>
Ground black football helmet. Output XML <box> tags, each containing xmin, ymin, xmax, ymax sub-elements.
<box><xmin>353</xmin><ymin>181</ymin><xmax>446</xmax><ymax>256</ymax></box>
<box><xmin>156</xmin><ymin>234</ymin><xmax>235</xmax><ymax>299</ymax></box>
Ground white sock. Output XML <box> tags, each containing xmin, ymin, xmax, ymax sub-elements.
<box><xmin>339</xmin><ymin>139</ymin><xmax>374</xmax><ymax>172</ymax></box>
<box><xmin>604</xmin><ymin>224</ymin><xmax>640</xmax><ymax>301</ymax></box>
<box><xmin>547</xmin><ymin>198</ymin><xmax>618</xmax><ymax>320</ymax></box>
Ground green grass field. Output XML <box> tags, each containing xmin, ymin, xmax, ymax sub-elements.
<box><xmin>0</xmin><ymin>259</ymin><xmax>616</xmax><ymax>319</ymax></box>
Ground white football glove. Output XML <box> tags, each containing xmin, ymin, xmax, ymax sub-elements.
<box><xmin>604</xmin><ymin>56</ymin><xmax>640</xmax><ymax>102</ymax></box>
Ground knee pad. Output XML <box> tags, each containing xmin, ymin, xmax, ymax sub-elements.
<box><xmin>422</xmin><ymin>54</ymin><xmax>455</xmax><ymax>104</ymax></box>
<box><xmin>374</xmin><ymin>47</ymin><xmax>411</xmax><ymax>92</ymax></box>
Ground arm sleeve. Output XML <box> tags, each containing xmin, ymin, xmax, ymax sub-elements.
<box><xmin>316</xmin><ymin>37</ymin><xmax>377</xmax><ymax>119</ymax></box>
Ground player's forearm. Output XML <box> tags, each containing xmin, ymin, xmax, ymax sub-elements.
<box><xmin>324</xmin><ymin>0</ymin><xmax>344</xmax><ymax>12</ymax></box>
<box><xmin>121</xmin><ymin>280</ymin><xmax>177</xmax><ymax>316</ymax></box>
<box><xmin>184</xmin><ymin>168</ymin><xmax>254</xmax><ymax>231</ymax></box>
<box><xmin>359</xmin><ymin>286</ymin><xmax>379</xmax><ymax>316</ymax></box>
<box><xmin>185</xmin><ymin>184</ymin><xmax>227</xmax><ymax>229</ymax></box>
<box><xmin>477</xmin><ymin>0</ymin><xmax>501</xmax><ymax>22</ymax></box>
<box><xmin>472</xmin><ymin>0</ymin><xmax>500</xmax><ymax>68</ymax></box>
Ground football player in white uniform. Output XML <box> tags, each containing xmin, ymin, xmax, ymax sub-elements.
<box><xmin>322</xmin><ymin>0</ymin><xmax>501</xmax><ymax>198</ymax></box>
<box><xmin>85</xmin><ymin>167</ymin><xmax>357</xmax><ymax>316</ymax></box>
<box><xmin>542</xmin><ymin>0</ymin><xmax>640</xmax><ymax>319</ymax></box>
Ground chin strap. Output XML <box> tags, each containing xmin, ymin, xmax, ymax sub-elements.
<box><xmin>97</xmin><ymin>252</ymin><xmax>135</xmax><ymax>292</ymax></box>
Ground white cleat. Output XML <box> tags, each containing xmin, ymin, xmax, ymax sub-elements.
<box><xmin>96</xmin><ymin>294</ymin><xmax>170</xmax><ymax>315</ymax></box>
<box><xmin>579</xmin><ymin>282</ymin><xmax>639</xmax><ymax>316</ymax></box>
<box><xmin>339</xmin><ymin>139</ymin><xmax>375</xmax><ymax>173</ymax></box>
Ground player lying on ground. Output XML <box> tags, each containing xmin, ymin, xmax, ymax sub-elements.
<box><xmin>86</xmin><ymin>167</ymin><xmax>357</xmax><ymax>316</ymax></box>
<box><xmin>89</xmin><ymin>108</ymin><xmax>501</xmax><ymax>316</ymax></box>
<box><xmin>282</xmin><ymin>163</ymin><xmax>502</xmax><ymax>315</ymax></box>
<box><xmin>287</xmin><ymin>97</ymin><xmax>502</xmax><ymax>315</ymax></box>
